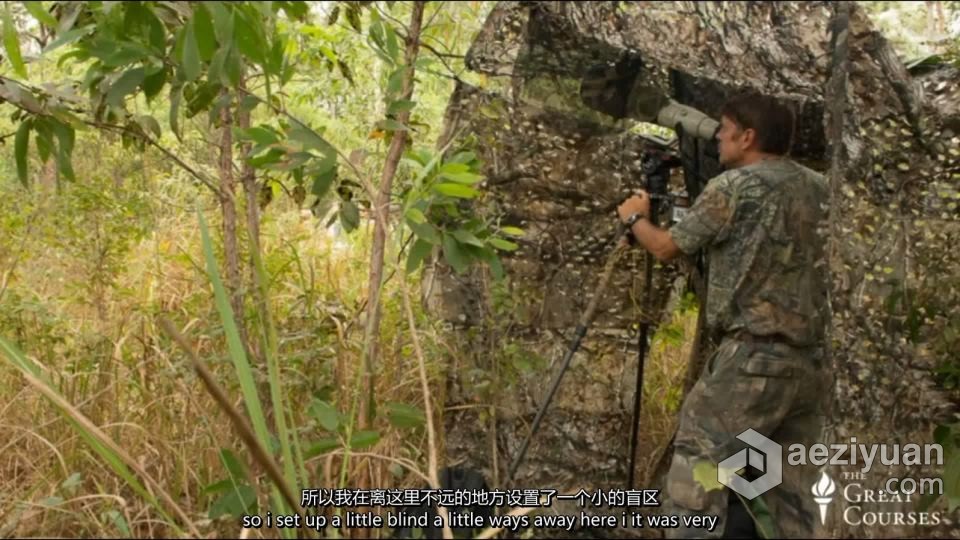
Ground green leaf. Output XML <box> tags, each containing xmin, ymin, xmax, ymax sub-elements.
<box><xmin>453</xmin><ymin>230</ymin><xmax>484</xmax><ymax>248</ymax></box>
<box><xmin>934</xmin><ymin>424</ymin><xmax>954</xmax><ymax>448</ymax></box>
<box><xmin>487</xmin><ymin>252</ymin><xmax>504</xmax><ymax>281</ymax></box>
<box><xmin>439</xmin><ymin>171</ymin><xmax>484</xmax><ymax>185</ymax></box>
<box><xmin>439</xmin><ymin>162</ymin><xmax>469</xmax><ymax>174</ymax></box>
<box><xmin>193</xmin><ymin>4</ymin><xmax>217</xmax><ymax>61</ymax></box>
<box><xmin>918</xmin><ymin>492</ymin><xmax>941</xmax><ymax>512</ymax></box>
<box><xmin>442</xmin><ymin>234</ymin><xmax>469</xmax><ymax>274</ymax></box>
<box><xmin>14</xmin><ymin>120</ymin><xmax>30</xmax><ymax>188</ymax></box>
<box><xmin>249</xmin><ymin>148</ymin><xmax>284</xmax><ymax>168</ymax></box>
<box><xmin>224</xmin><ymin>46</ymin><xmax>243</xmax><ymax>87</ymax></box>
<box><xmin>279</xmin><ymin>1</ymin><xmax>309</xmax><ymax>21</ymax></box>
<box><xmin>207</xmin><ymin>2</ymin><xmax>233</xmax><ymax>44</ymax></box>
<box><xmin>386</xmin><ymin>66</ymin><xmax>405</xmax><ymax>98</ymax></box>
<box><xmin>204</xmin><ymin>89</ymin><xmax>233</xmax><ymax>124</ymax></box>
<box><xmin>207</xmin><ymin>45</ymin><xmax>227</xmax><ymax>86</ymax></box>
<box><xmin>501</xmin><ymin>226</ymin><xmax>525</xmax><ymax>237</ymax></box>
<box><xmin>349</xmin><ymin>430</ymin><xmax>380</xmax><ymax>450</ymax></box>
<box><xmin>101</xmin><ymin>509</ymin><xmax>131</xmax><ymax>538</ymax></box>
<box><xmin>309</xmin><ymin>400</ymin><xmax>340</xmax><ymax>432</ymax></box>
<box><xmin>433</xmin><ymin>183</ymin><xmax>479</xmax><ymax>199</ymax></box>
<box><xmin>448</xmin><ymin>151</ymin><xmax>476</xmax><ymax>164</ymax></box>
<box><xmin>97</xmin><ymin>42</ymin><xmax>153</xmax><ymax>68</ymax></box>
<box><xmin>169</xmin><ymin>83</ymin><xmax>183</xmax><ymax>141</ymax></box>
<box><xmin>384</xmin><ymin>24</ymin><xmax>400</xmax><ymax>63</ymax></box>
<box><xmin>693</xmin><ymin>460</ymin><xmax>725</xmax><ymax>492</ymax></box>
<box><xmin>747</xmin><ymin>496</ymin><xmax>776</xmax><ymax>540</ymax></box>
<box><xmin>209</xmin><ymin>484</ymin><xmax>256</xmax><ymax>519</ymax></box>
<box><xmin>43</xmin><ymin>25</ymin><xmax>93</xmax><ymax>53</ymax></box>
<box><xmin>143</xmin><ymin>6</ymin><xmax>166</xmax><ymax>53</ymax></box>
<box><xmin>404</xmin><ymin>207</ymin><xmax>426</xmax><ymax>224</ymax></box>
<box><xmin>304</xmin><ymin>438</ymin><xmax>341</xmax><ymax>459</ymax></box>
<box><xmin>489</xmin><ymin>238</ymin><xmax>519</xmax><ymax>252</ymax></box>
<box><xmin>339</xmin><ymin>200</ymin><xmax>360</xmax><ymax>233</ymax></box>
<box><xmin>238</xmin><ymin>126</ymin><xmax>280</xmax><ymax>148</ymax></box>
<box><xmin>142</xmin><ymin>67</ymin><xmax>167</xmax><ymax>101</ymax></box>
<box><xmin>944</xmin><ymin>453</ymin><xmax>960</xmax><ymax>507</ymax></box>
<box><xmin>182</xmin><ymin>21</ymin><xmax>202</xmax><ymax>82</ymax></box>
<box><xmin>61</xmin><ymin>472</ymin><xmax>82</xmax><ymax>490</ymax></box>
<box><xmin>51</xmin><ymin>120</ymin><xmax>75</xmax><ymax>182</ymax></box>
<box><xmin>136</xmin><ymin>115</ymin><xmax>161</xmax><ymax>139</ymax></box>
<box><xmin>240</xmin><ymin>94</ymin><xmax>260</xmax><ymax>111</ymax></box>
<box><xmin>107</xmin><ymin>68</ymin><xmax>146</xmax><ymax>107</ymax></box>
<box><xmin>408</xmin><ymin>221</ymin><xmax>440</xmax><ymax>245</ymax></box>
<box><xmin>289</xmin><ymin>121</ymin><xmax>334</xmax><ymax>153</ymax></box>
<box><xmin>40</xmin><ymin>496</ymin><xmax>64</xmax><ymax>507</ymax></box>
<box><xmin>24</xmin><ymin>2</ymin><xmax>58</xmax><ymax>28</ymax></box>
<box><xmin>218</xmin><ymin>448</ymin><xmax>249</xmax><ymax>483</ymax></box>
<box><xmin>56</xmin><ymin>48</ymin><xmax>90</xmax><ymax>68</ymax></box>
<box><xmin>3</xmin><ymin>4</ymin><xmax>26</xmax><ymax>78</ymax></box>
<box><xmin>34</xmin><ymin>120</ymin><xmax>52</xmax><ymax>163</ymax></box>
<box><xmin>309</xmin><ymin>154</ymin><xmax>337</xmax><ymax>198</ymax></box>
<box><xmin>185</xmin><ymin>82</ymin><xmax>220</xmax><ymax>118</ymax></box>
<box><xmin>379</xmin><ymin>119</ymin><xmax>408</xmax><ymax>132</ymax></box>
<box><xmin>388</xmin><ymin>99</ymin><xmax>416</xmax><ymax>115</ymax></box>
<box><xmin>55</xmin><ymin>1</ymin><xmax>82</xmax><ymax>34</ymax></box>
<box><xmin>233</xmin><ymin>9</ymin><xmax>266</xmax><ymax>65</ymax></box>
<box><xmin>345</xmin><ymin>5</ymin><xmax>361</xmax><ymax>32</ymax></box>
<box><xmin>406</xmin><ymin>238</ymin><xmax>433</xmax><ymax>274</ymax></box>
<box><xmin>386</xmin><ymin>402</ymin><xmax>425</xmax><ymax>429</ymax></box>
<box><xmin>267</xmin><ymin>35</ymin><xmax>285</xmax><ymax>77</ymax></box>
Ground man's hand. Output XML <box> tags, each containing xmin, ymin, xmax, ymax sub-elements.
<box><xmin>617</xmin><ymin>191</ymin><xmax>651</xmax><ymax>223</ymax></box>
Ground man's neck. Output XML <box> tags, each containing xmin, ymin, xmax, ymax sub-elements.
<box><xmin>737</xmin><ymin>152</ymin><xmax>784</xmax><ymax>167</ymax></box>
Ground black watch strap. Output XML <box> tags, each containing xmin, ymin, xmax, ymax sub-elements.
<box><xmin>625</xmin><ymin>212</ymin><xmax>645</xmax><ymax>227</ymax></box>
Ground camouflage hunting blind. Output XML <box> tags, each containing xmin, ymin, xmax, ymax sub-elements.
<box><xmin>423</xmin><ymin>2</ymin><xmax>960</xmax><ymax>538</ymax></box>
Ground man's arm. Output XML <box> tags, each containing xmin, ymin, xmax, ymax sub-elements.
<box><xmin>617</xmin><ymin>174</ymin><xmax>735</xmax><ymax>261</ymax></box>
<box><xmin>630</xmin><ymin>218</ymin><xmax>682</xmax><ymax>262</ymax></box>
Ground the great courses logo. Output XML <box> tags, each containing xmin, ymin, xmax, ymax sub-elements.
<box><xmin>811</xmin><ymin>470</ymin><xmax>944</xmax><ymax>527</ymax></box>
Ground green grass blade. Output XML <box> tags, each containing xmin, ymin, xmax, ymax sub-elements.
<box><xmin>196</xmin><ymin>209</ymin><xmax>292</xmax><ymax>521</ymax></box>
<box><xmin>250</xmin><ymin>243</ymin><xmax>300</xmax><ymax>491</ymax></box>
<box><xmin>197</xmin><ymin>209</ymin><xmax>270</xmax><ymax>449</ymax></box>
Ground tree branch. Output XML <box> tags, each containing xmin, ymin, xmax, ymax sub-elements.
<box><xmin>95</xmin><ymin>122</ymin><xmax>220</xmax><ymax>194</ymax></box>
<box><xmin>0</xmin><ymin>75</ymin><xmax>220</xmax><ymax>194</ymax></box>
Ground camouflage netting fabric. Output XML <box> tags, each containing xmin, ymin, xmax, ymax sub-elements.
<box><xmin>424</xmin><ymin>2</ymin><xmax>960</xmax><ymax>538</ymax></box>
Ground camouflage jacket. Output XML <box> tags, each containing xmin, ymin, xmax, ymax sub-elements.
<box><xmin>669</xmin><ymin>158</ymin><xmax>830</xmax><ymax>347</ymax></box>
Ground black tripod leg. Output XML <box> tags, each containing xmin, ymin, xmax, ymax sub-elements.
<box><xmin>627</xmin><ymin>197</ymin><xmax>660</xmax><ymax>488</ymax></box>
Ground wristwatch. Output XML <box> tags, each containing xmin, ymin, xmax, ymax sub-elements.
<box><xmin>624</xmin><ymin>212</ymin><xmax>646</xmax><ymax>227</ymax></box>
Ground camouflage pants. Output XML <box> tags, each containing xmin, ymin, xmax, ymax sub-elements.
<box><xmin>662</xmin><ymin>335</ymin><xmax>831</xmax><ymax>539</ymax></box>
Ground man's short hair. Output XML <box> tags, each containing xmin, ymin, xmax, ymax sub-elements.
<box><xmin>719</xmin><ymin>92</ymin><xmax>795</xmax><ymax>155</ymax></box>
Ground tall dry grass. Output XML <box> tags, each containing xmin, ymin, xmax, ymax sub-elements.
<box><xmin>0</xmin><ymin>173</ymin><xmax>454</xmax><ymax>538</ymax></box>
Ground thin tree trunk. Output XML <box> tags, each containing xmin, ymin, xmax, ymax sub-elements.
<box><xmin>359</xmin><ymin>1</ymin><xmax>426</xmax><ymax>428</ymax></box>
<box><xmin>219</xmin><ymin>93</ymin><xmax>247</xmax><ymax>350</ymax></box>
<box><xmin>236</xmin><ymin>77</ymin><xmax>263</xmax><ymax>367</ymax></box>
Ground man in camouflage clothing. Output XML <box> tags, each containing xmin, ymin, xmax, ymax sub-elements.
<box><xmin>617</xmin><ymin>92</ymin><xmax>831</xmax><ymax>538</ymax></box>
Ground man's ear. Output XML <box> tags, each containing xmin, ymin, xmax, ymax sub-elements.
<box><xmin>741</xmin><ymin>128</ymin><xmax>758</xmax><ymax>151</ymax></box>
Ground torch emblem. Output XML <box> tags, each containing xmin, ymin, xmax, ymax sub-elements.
<box><xmin>810</xmin><ymin>471</ymin><xmax>837</xmax><ymax>525</ymax></box>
